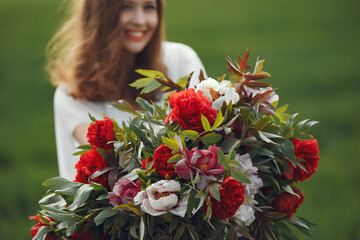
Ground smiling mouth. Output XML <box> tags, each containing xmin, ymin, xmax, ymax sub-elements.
<box><xmin>124</xmin><ymin>30</ymin><xmax>146</xmax><ymax>41</ymax></box>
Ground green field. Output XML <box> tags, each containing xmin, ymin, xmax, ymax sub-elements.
<box><xmin>0</xmin><ymin>0</ymin><xmax>359</xmax><ymax>239</ymax></box>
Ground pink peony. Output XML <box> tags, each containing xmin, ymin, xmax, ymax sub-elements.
<box><xmin>109</xmin><ymin>179</ymin><xmax>142</xmax><ymax>207</ymax></box>
<box><xmin>175</xmin><ymin>145</ymin><xmax>225</xmax><ymax>190</ymax></box>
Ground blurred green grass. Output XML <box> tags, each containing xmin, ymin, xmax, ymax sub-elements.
<box><xmin>1</xmin><ymin>0</ymin><xmax>359</xmax><ymax>239</ymax></box>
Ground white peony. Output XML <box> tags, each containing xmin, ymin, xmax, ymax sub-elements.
<box><xmin>235</xmin><ymin>204</ymin><xmax>256</xmax><ymax>226</ymax></box>
<box><xmin>196</xmin><ymin>78</ymin><xmax>240</xmax><ymax>110</ymax></box>
<box><xmin>134</xmin><ymin>180</ymin><xmax>188</xmax><ymax>217</ymax></box>
<box><xmin>235</xmin><ymin>153</ymin><xmax>263</xmax><ymax>203</ymax></box>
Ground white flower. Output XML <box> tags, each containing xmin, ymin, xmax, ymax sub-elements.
<box><xmin>196</xmin><ymin>78</ymin><xmax>240</xmax><ymax>110</ymax></box>
<box><xmin>235</xmin><ymin>204</ymin><xmax>256</xmax><ymax>226</ymax></box>
<box><xmin>134</xmin><ymin>180</ymin><xmax>188</xmax><ymax>217</ymax></box>
<box><xmin>235</xmin><ymin>153</ymin><xmax>263</xmax><ymax>203</ymax></box>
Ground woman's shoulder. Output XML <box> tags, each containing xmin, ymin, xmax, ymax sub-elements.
<box><xmin>162</xmin><ymin>41</ymin><xmax>201</xmax><ymax>62</ymax></box>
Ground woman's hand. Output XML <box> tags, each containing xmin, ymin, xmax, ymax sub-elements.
<box><xmin>73</xmin><ymin>123</ymin><xmax>89</xmax><ymax>145</ymax></box>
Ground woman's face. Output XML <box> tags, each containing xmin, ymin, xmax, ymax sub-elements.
<box><xmin>120</xmin><ymin>0</ymin><xmax>159</xmax><ymax>54</ymax></box>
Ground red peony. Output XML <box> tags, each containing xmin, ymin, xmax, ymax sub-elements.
<box><xmin>87</xmin><ymin>117</ymin><xmax>116</xmax><ymax>150</ymax></box>
<box><xmin>164</xmin><ymin>89</ymin><xmax>218</xmax><ymax>133</ymax></box>
<box><xmin>29</xmin><ymin>215</ymin><xmax>57</xmax><ymax>240</ymax></box>
<box><xmin>68</xmin><ymin>229</ymin><xmax>93</xmax><ymax>240</ymax></box>
<box><xmin>74</xmin><ymin>149</ymin><xmax>110</xmax><ymax>187</ymax></box>
<box><xmin>284</xmin><ymin>137</ymin><xmax>320</xmax><ymax>182</ymax></box>
<box><xmin>207</xmin><ymin>177</ymin><xmax>245</xmax><ymax>220</ymax></box>
<box><xmin>272</xmin><ymin>188</ymin><xmax>305</xmax><ymax>218</ymax></box>
<box><xmin>152</xmin><ymin>145</ymin><xmax>177</xmax><ymax>178</ymax></box>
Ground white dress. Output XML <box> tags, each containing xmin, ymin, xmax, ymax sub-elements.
<box><xmin>54</xmin><ymin>41</ymin><xmax>207</xmax><ymax>180</ymax></box>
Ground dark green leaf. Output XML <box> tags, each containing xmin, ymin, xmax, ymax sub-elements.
<box><xmin>174</xmin><ymin>224</ymin><xmax>186</xmax><ymax>240</ymax></box>
<box><xmin>68</xmin><ymin>184</ymin><xmax>93</xmax><ymax>211</ymax></box>
<box><xmin>129</xmin><ymin>122</ymin><xmax>153</xmax><ymax>148</ymax></box>
<box><xmin>201</xmin><ymin>132</ymin><xmax>222</xmax><ymax>146</ymax></box>
<box><xmin>217</xmin><ymin>149</ymin><xmax>230</xmax><ymax>171</ymax></box>
<box><xmin>188</xmin><ymin>227</ymin><xmax>200</xmax><ymax>240</ymax></box>
<box><xmin>281</xmin><ymin>138</ymin><xmax>296</xmax><ymax>162</ymax></box>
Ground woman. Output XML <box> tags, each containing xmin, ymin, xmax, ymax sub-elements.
<box><xmin>48</xmin><ymin>0</ymin><xmax>206</xmax><ymax>180</ymax></box>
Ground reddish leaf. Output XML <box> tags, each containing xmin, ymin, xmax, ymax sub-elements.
<box><xmin>245</xmin><ymin>81</ymin><xmax>272</xmax><ymax>88</ymax></box>
<box><xmin>244</xmin><ymin>74</ymin><xmax>271</xmax><ymax>80</ymax></box>
<box><xmin>226</xmin><ymin>57</ymin><xmax>243</xmax><ymax>77</ymax></box>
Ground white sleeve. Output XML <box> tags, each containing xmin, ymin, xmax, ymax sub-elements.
<box><xmin>53</xmin><ymin>86</ymin><xmax>104</xmax><ymax>180</ymax></box>
<box><xmin>162</xmin><ymin>42</ymin><xmax>207</xmax><ymax>88</ymax></box>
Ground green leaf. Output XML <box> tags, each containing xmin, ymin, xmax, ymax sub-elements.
<box><xmin>68</xmin><ymin>184</ymin><xmax>93</xmax><ymax>211</ymax></box>
<box><xmin>258</xmin><ymin>131</ymin><xmax>278</xmax><ymax>145</ymax></box>
<box><xmin>33</xmin><ymin>226</ymin><xmax>52</xmax><ymax>240</ymax></box>
<box><xmin>181</xmin><ymin>130</ymin><xmax>199</xmax><ymax>140</ymax></box>
<box><xmin>129</xmin><ymin>122</ymin><xmax>153</xmax><ymax>148</ymax></box>
<box><xmin>129</xmin><ymin>77</ymin><xmax>151</xmax><ymax>89</ymax></box>
<box><xmin>114</xmin><ymin>202</ymin><xmax>141</xmax><ymax>216</ymax></box>
<box><xmin>96</xmin><ymin>149</ymin><xmax>117</xmax><ymax>166</ymax></box>
<box><xmin>254</xmin><ymin>116</ymin><xmax>270</xmax><ymax>131</ymax></box>
<box><xmin>174</xmin><ymin>224</ymin><xmax>186</xmax><ymax>240</ymax></box>
<box><xmin>140</xmin><ymin>216</ymin><xmax>146</xmax><ymax>240</ymax></box>
<box><xmin>281</xmin><ymin>138</ymin><xmax>296</xmax><ymax>162</ymax></box>
<box><xmin>176</xmin><ymin>75</ymin><xmax>191</xmax><ymax>89</ymax></box>
<box><xmin>231</xmin><ymin>170</ymin><xmax>252</xmax><ymax>184</ymax></box>
<box><xmin>112</xmin><ymin>100</ymin><xmax>141</xmax><ymax>117</ymax></box>
<box><xmin>201</xmin><ymin>114</ymin><xmax>211</xmax><ymax>132</ymax></box>
<box><xmin>136</xmin><ymin>69</ymin><xmax>165</xmax><ymax>78</ymax></box>
<box><xmin>203</xmin><ymin>201</ymin><xmax>212</xmax><ymax>220</ymax></box>
<box><xmin>227</xmin><ymin>139</ymin><xmax>241</xmax><ymax>160</ymax></box>
<box><xmin>288</xmin><ymin>217</ymin><xmax>313</xmax><ymax>237</ymax></box>
<box><xmin>211</xmin><ymin>109</ymin><xmax>224</xmax><ymax>130</ymax></box>
<box><xmin>186</xmin><ymin>190</ymin><xmax>199</xmax><ymax>217</ymax></box>
<box><xmin>42</xmin><ymin>177</ymin><xmax>81</xmax><ymax>190</ymax></box>
<box><xmin>229</xmin><ymin>160</ymin><xmax>243</xmax><ymax>169</ymax></box>
<box><xmin>208</xmin><ymin>183</ymin><xmax>221</xmax><ymax>202</ymax></box>
<box><xmin>161</xmin><ymin>136</ymin><xmax>180</xmax><ymax>152</ymax></box>
<box><xmin>141</xmin><ymin>79</ymin><xmax>162</xmax><ymax>94</ymax></box>
<box><xmin>200</xmin><ymin>132</ymin><xmax>222</xmax><ymax>146</ymax></box>
<box><xmin>188</xmin><ymin>227</ymin><xmax>200</xmax><ymax>240</ymax></box>
<box><xmin>167</xmin><ymin>153</ymin><xmax>182</xmax><ymax>163</ymax></box>
<box><xmin>136</xmin><ymin>97</ymin><xmax>154</xmax><ymax>113</ymax></box>
<box><xmin>283</xmin><ymin>113</ymin><xmax>298</xmax><ymax>137</ymax></box>
<box><xmin>88</xmin><ymin>113</ymin><xmax>97</xmax><ymax>122</ymax></box>
<box><xmin>282</xmin><ymin>185</ymin><xmax>300</xmax><ymax>198</ymax></box>
<box><xmin>217</xmin><ymin>149</ymin><xmax>230</xmax><ymax>171</ymax></box>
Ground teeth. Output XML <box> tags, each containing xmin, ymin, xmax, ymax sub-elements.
<box><xmin>127</xmin><ymin>31</ymin><xmax>144</xmax><ymax>37</ymax></box>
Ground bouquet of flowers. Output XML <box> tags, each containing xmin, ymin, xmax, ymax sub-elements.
<box><xmin>30</xmin><ymin>50</ymin><xmax>320</xmax><ymax>240</ymax></box>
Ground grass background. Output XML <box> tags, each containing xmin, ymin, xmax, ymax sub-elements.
<box><xmin>0</xmin><ymin>0</ymin><xmax>359</xmax><ymax>239</ymax></box>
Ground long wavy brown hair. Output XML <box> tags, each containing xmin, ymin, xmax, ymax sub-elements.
<box><xmin>46</xmin><ymin>0</ymin><xmax>166</xmax><ymax>103</ymax></box>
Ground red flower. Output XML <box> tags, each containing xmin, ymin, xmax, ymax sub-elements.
<box><xmin>29</xmin><ymin>215</ymin><xmax>57</xmax><ymax>240</ymax></box>
<box><xmin>87</xmin><ymin>117</ymin><xmax>116</xmax><ymax>150</ymax></box>
<box><xmin>74</xmin><ymin>149</ymin><xmax>110</xmax><ymax>187</ymax></box>
<box><xmin>141</xmin><ymin>158</ymin><xmax>153</xmax><ymax>170</ymax></box>
<box><xmin>68</xmin><ymin>229</ymin><xmax>93</xmax><ymax>240</ymax></box>
<box><xmin>164</xmin><ymin>89</ymin><xmax>218</xmax><ymax>133</ymax></box>
<box><xmin>284</xmin><ymin>137</ymin><xmax>320</xmax><ymax>182</ymax></box>
<box><xmin>206</xmin><ymin>177</ymin><xmax>245</xmax><ymax>220</ymax></box>
<box><xmin>272</xmin><ymin>188</ymin><xmax>305</xmax><ymax>218</ymax></box>
<box><xmin>152</xmin><ymin>145</ymin><xmax>177</xmax><ymax>178</ymax></box>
